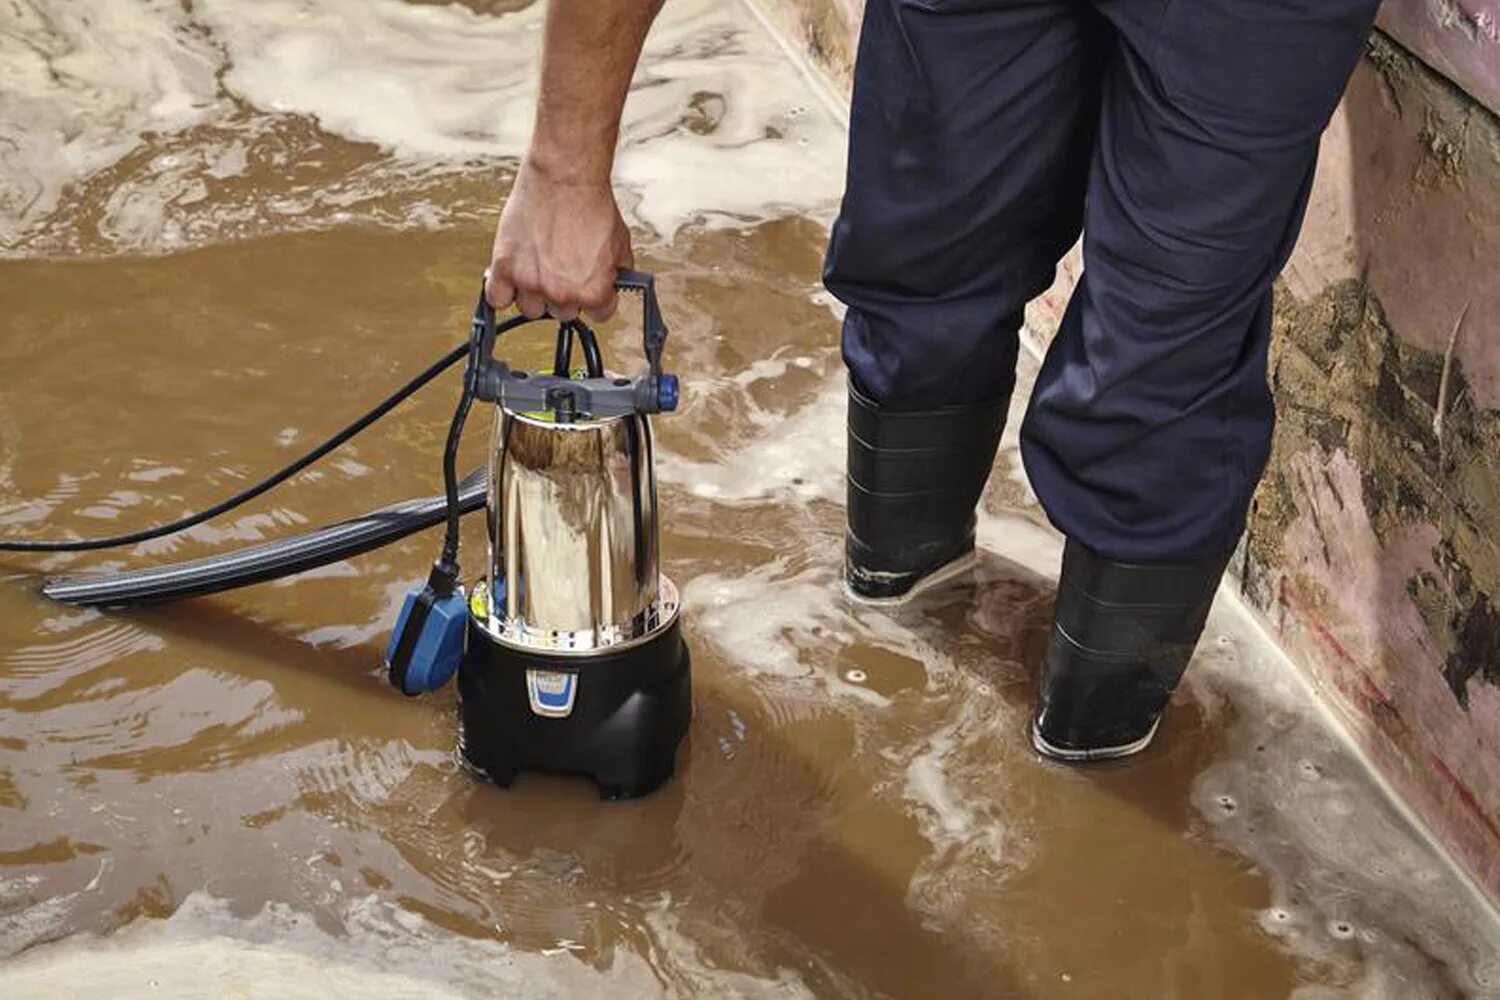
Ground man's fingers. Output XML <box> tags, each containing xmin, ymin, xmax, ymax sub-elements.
<box><xmin>485</xmin><ymin>270</ymin><xmax>516</xmax><ymax>310</ymax></box>
<box><xmin>515</xmin><ymin>290</ymin><xmax>548</xmax><ymax>319</ymax></box>
<box><xmin>584</xmin><ymin>293</ymin><xmax>617</xmax><ymax>324</ymax></box>
<box><xmin>587</xmin><ymin>243</ymin><xmax>631</xmax><ymax>322</ymax></box>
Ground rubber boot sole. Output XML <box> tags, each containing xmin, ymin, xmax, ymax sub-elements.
<box><xmin>843</xmin><ymin>549</ymin><xmax>979</xmax><ymax>607</ymax></box>
<box><xmin>1029</xmin><ymin>715</ymin><xmax>1162</xmax><ymax>763</ymax></box>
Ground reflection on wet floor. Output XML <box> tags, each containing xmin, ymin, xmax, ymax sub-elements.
<box><xmin>2</xmin><ymin>1</ymin><xmax>1499</xmax><ymax>998</ymax></box>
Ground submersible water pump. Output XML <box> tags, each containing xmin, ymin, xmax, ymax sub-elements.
<box><xmin>9</xmin><ymin>270</ymin><xmax>689</xmax><ymax>800</ymax></box>
<box><xmin>387</xmin><ymin>272</ymin><xmax>690</xmax><ymax>798</ymax></box>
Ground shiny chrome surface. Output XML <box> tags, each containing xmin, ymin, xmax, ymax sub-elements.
<box><xmin>486</xmin><ymin>407</ymin><xmax>664</xmax><ymax>650</ymax></box>
<box><xmin>473</xmin><ymin>576</ymin><xmax>680</xmax><ymax>656</ymax></box>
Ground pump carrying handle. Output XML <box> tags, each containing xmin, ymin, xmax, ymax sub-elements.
<box><xmin>469</xmin><ymin>269</ymin><xmax>678</xmax><ymax>418</ymax></box>
<box><xmin>613</xmin><ymin>269</ymin><xmax>668</xmax><ymax>377</ymax></box>
<box><xmin>472</xmin><ymin>269</ymin><xmax>667</xmax><ymax>375</ymax></box>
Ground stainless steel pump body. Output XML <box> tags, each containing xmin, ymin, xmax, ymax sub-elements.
<box><xmin>480</xmin><ymin>406</ymin><xmax>680</xmax><ymax>654</ymax></box>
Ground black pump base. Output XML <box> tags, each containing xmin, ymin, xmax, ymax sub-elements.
<box><xmin>457</xmin><ymin>616</ymin><xmax>691</xmax><ymax>800</ymax></box>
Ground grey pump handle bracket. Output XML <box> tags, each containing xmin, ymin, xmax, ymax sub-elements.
<box><xmin>479</xmin><ymin>367</ymin><xmax>668</xmax><ymax>420</ymax></box>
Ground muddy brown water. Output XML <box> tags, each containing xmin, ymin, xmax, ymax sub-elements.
<box><xmin>2</xmin><ymin>2</ymin><xmax>1499</xmax><ymax>998</ymax></box>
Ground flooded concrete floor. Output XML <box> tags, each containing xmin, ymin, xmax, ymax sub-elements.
<box><xmin>2</xmin><ymin>1</ymin><xmax>1499</xmax><ymax>997</ymax></box>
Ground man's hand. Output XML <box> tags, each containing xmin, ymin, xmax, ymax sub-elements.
<box><xmin>484</xmin><ymin>0</ymin><xmax>664</xmax><ymax>323</ymax></box>
<box><xmin>486</xmin><ymin>158</ymin><xmax>633</xmax><ymax>322</ymax></box>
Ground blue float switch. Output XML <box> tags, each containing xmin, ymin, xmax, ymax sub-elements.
<box><xmin>386</xmin><ymin>568</ymin><xmax>468</xmax><ymax>696</ymax></box>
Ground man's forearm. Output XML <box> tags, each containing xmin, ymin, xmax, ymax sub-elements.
<box><xmin>528</xmin><ymin>0</ymin><xmax>666</xmax><ymax>185</ymax></box>
<box><xmin>486</xmin><ymin>0</ymin><xmax>660</xmax><ymax>318</ymax></box>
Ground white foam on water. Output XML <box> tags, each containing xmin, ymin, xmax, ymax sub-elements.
<box><xmin>728</xmin><ymin>355</ymin><xmax>818</xmax><ymax>388</ymax></box>
<box><xmin>0</xmin><ymin>397</ymin><xmax>20</xmax><ymax>497</ymax></box>
<box><xmin>808</xmin><ymin>288</ymin><xmax>846</xmax><ymax>320</ymax></box>
<box><xmin>612</xmin><ymin>0</ymin><xmax>847</xmax><ymax>237</ymax></box>
<box><xmin>903</xmin><ymin>722</ymin><xmax>972</xmax><ymax>842</ymax></box>
<box><xmin>194</xmin><ymin>0</ymin><xmax>540</xmax><ymax>161</ymax></box>
<box><xmin>900</xmin><ymin>704</ymin><xmax>1010</xmax><ymax>870</ymax></box>
<box><xmin>0</xmin><ymin>0</ymin><xmax>224</xmax><ymax>248</ymax></box>
<box><xmin>684</xmin><ymin>554</ymin><xmax>1026</xmax><ymax>914</ymax></box>
<box><xmin>894</xmin><ymin>689</ymin><xmax>1027</xmax><ymax>931</ymax></box>
<box><xmin>658</xmin><ymin>375</ymin><xmax>845</xmax><ymax>503</ymax></box>
<box><xmin>3</xmin><ymin>938</ymin><xmax>477</xmax><ymax>1000</ymax></box>
<box><xmin>683</xmin><ymin>561</ymin><xmax>886</xmax><ymax>709</ymax></box>
<box><xmin>975</xmin><ymin>509</ymin><xmax>1060</xmax><ymax>580</ymax></box>
<box><xmin>638</xmin><ymin>899</ymin><xmax>817</xmax><ymax>999</ymax></box>
<box><xmin>1</xmin><ymin>0</ymin><xmax>846</xmax><ymax>253</ymax></box>
<box><xmin>0</xmin><ymin>891</ymin><xmax>816</xmax><ymax>1000</ymax></box>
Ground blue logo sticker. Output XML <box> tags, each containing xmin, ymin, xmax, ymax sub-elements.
<box><xmin>526</xmin><ymin>669</ymin><xmax>578</xmax><ymax>718</ymax></box>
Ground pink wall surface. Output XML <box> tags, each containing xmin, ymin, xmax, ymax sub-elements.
<box><xmin>1380</xmin><ymin>0</ymin><xmax>1500</xmax><ymax>116</ymax></box>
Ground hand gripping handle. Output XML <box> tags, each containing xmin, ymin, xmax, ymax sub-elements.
<box><xmin>469</xmin><ymin>270</ymin><xmax>678</xmax><ymax>416</ymax></box>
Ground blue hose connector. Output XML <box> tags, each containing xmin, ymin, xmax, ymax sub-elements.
<box><xmin>658</xmin><ymin>374</ymin><xmax>680</xmax><ymax>412</ymax></box>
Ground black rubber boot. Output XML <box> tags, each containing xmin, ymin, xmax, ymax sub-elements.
<box><xmin>1031</xmin><ymin>539</ymin><xmax>1231</xmax><ymax>762</ymax></box>
<box><xmin>845</xmin><ymin>379</ymin><xmax>1006</xmax><ymax>604</ymax></box>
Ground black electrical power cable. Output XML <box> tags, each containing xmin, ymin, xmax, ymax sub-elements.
<box><xmin>0</xmin><ymin>340</ymin><xmax>482</xmax><ymax>554</ymax></box>
<box><xmin>550</xmin><ymin>320</ymin><xmax>603</xmax><ymax>380</ymax></box>
<box><xmin>574</xmin><ymin>320</ymin><xmax>604</xmax><ymax>378</ymax></box>
<box><xmin>391</xmin><ymin>296</ymin><xmax>521</xmax><ymax>692</ymax></box>
<box><xmin>430</xmin><ymin>300</ymin><xmax>534</xmax><ymax>589</ymax></box>
<box><xmin>553</xmin><ymin>322</ymin><xmax>575</xmax><ymax>378</ymax></box>
<box><xmin>436</xmin><ymin>348</ymin><xmax>477</xmax><ymax>574</ymax></box>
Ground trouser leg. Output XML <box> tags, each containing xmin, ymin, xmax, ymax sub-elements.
<box><xmin>1024</xmin><ymin>0</ymin><xmax>1382</xmax><ymax>563</ymax></box>
<box><xmin>824</xmin><ymin>0</ymin><xmax>1107</xmax><ymax>601</ymax></box>
<box><xmin>1027</xmin><ymin>0</ymin><xmax>1381</xmax><ymax>758</ymax></box>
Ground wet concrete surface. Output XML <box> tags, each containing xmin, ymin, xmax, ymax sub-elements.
<box><xmin>2</xmin><ymin>1</ymin><xmax>1499</xmax><ymax>997</ymax></box>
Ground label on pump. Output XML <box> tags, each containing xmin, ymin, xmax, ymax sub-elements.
<box><xmin>526</xmin><ymin>669</ymin><xmax>578</xmax><ymax>718</ymax></box>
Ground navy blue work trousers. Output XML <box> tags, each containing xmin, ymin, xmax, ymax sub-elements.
<box><xmin>823</xmin><ymin>0</ymin><xmax>1380</xmax><ymax>562</ymax></box>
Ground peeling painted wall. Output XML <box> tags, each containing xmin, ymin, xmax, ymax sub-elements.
<box><xmin>1244</xmin><ymin>33</ymin><xmax>1500</xmax><ymax>905</ymax></box>
<box><xmin>1379</xmin><ymin>1</ymin><xmax>1500</xmax><ymax>117</ymax></box>
<box><xmin>746</xmin><ymin>0</ymin><xmax>1500</xmax><ymax>905</ymax></box>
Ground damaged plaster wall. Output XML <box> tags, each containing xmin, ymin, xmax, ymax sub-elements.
<box><xmin>1246</xmin><ymin>33</ymin><xmax>1500</xmax><ymax>903</ymax></box>
<box><xmin>1378</xmin><ymin>0</ymin><xmax>1500</xmax><ymax>118</ymax></box>
<box><xmin>744</xmin><ymin>0</ymin><xmax>1500</xmax><ymax>904</ymax></box>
